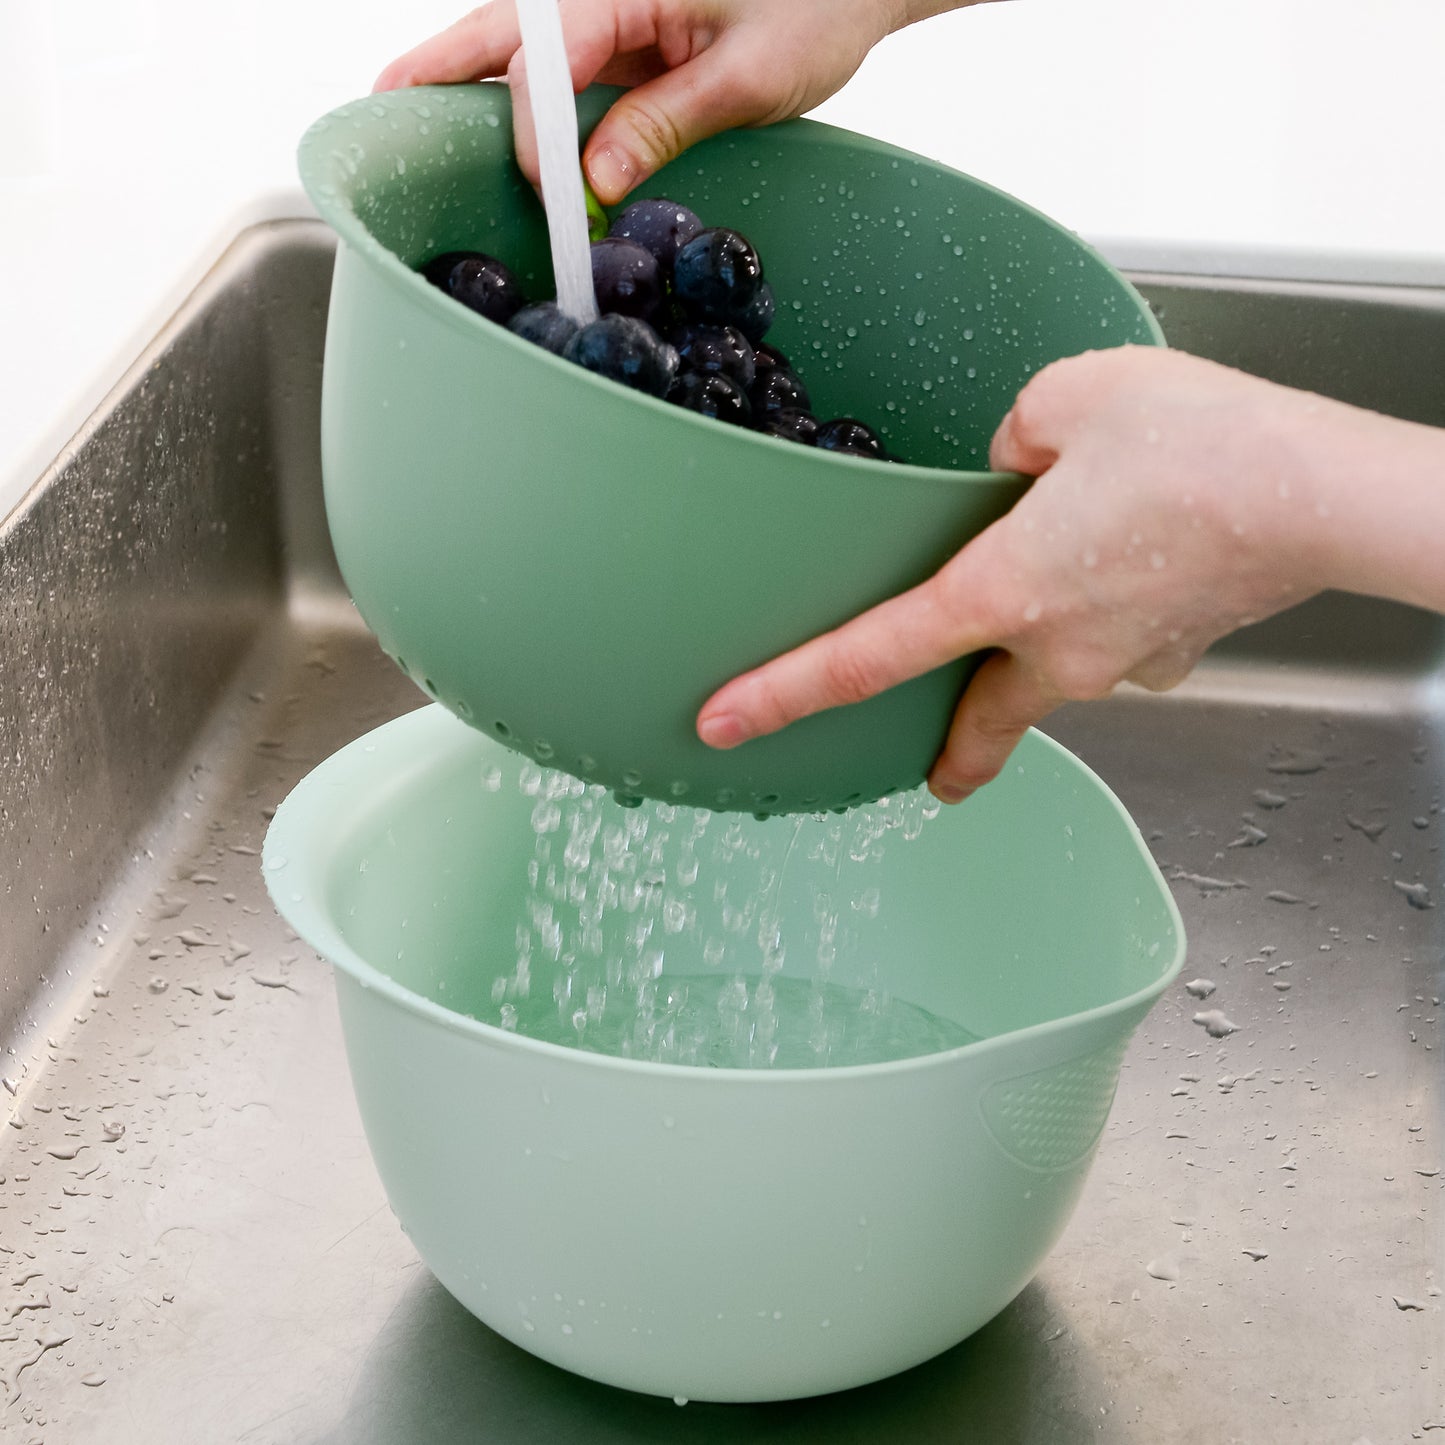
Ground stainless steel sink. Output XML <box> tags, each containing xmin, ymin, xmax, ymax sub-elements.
<box><xmin>1</xmin><ymin>220</ymin><xmax>1441</xmax><ymax>1443</ymax></box>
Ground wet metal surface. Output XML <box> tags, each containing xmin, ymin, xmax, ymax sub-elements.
<box><xmin>0</xmin><ymin>223</ymin><xmax>1441</xmax><ymax>1442</ymax></box>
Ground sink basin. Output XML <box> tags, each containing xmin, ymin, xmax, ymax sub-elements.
<box><xmin>1</xmin><ymin>221</ymin><xmax>1440</xmax><ymax>1440</ymax></box>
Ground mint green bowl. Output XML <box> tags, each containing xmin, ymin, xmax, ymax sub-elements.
<box><xmin>264</xmin><ymin>704</ymin><xmax>1184</xmax><ymax>1402</ymax></box>
<box><xmin>297</xmin><ymin>85</ymin><xmax>1163</xmax><ymax>815</ymax></box>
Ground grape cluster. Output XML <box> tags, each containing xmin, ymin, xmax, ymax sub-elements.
<box><xmin>419</xmin><ymin>198</ymin><xmax>893</xmax><ymax>460</ymax></box>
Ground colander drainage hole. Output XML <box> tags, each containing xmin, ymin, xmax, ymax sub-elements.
<box><xmin>494</xmin><ymin>720</ymin><xmax>512</xmax><ymax>738</ymax></box>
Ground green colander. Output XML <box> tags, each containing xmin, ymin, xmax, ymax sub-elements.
<box><xmin>297</xmin><ymin>85</ymin><xmax>1163</xmax><ymax>813</ymax></box>
<box><xmin>264</xmin><ymin>704</ymin><xmax>1184</xmax><ymax>1401</ymax></box>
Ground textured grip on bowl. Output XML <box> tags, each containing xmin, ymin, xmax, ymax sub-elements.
<box><xmin>980</xmin><ymin>1036</ymin><xmax>1131</xmax><ymax>1173</ymax></box>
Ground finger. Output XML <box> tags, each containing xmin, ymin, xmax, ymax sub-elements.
<box><xmin>583</xmin><ymin>38</ymin><xmax>780</xmax><ymax>203</ymax></box>
<box><xmin>593</xmin><ymin>52</ymin><xmax>672</xmax><ymax>89</ymax></box>
<box><xmin>510</xmin><ymin>3</ymin><xmax>678</xmax><ymax>195</ymax></box>
<box><xmin>988</xmin><ymin>352</ymin><xmax>1105</xmax><ymax>474</ymax></box>
<box><xmin>374</xmin><ymin>3</ymin><xmax>521</xmax><ymax>91</ymax></box>
<box><xmin>507</xmin><ymin>50</ymin><xmax>540</xmax><ymax>189</ymax></box>
<box><xmin>1126</xmin><ymin>644</ymin><xmax>1202</xmax><ymax>694</ymax></box>
<box><xmin>988</xmin><ymin>397</ymin><xmax>1058</xmax><ymax>475</ymax></box>
<box><xmin>927</xmin><ymin>651</ymin><xmax>1061</xmax><ymax>804</ymax></box>
<box><xmin>696</xmin><ymin>567</ymin><xmax>997</xmax><ymax>750</ymax></box>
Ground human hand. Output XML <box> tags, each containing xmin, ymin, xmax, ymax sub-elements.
<box><xmin>375</xmin><ymin>0</ymin><xmax>960</xmax><ymax>205</ymax></box>
<box><xmin>696</xmin><ymin>346</ymin><xmax>1431</xmax><ymax>804</ymax></box>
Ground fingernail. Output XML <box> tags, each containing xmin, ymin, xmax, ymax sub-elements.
<box><xmin>697</xmin><ymin>713</ymin><xmax>750</xmax><ymax>750</ymax></box>
<box><xmin>931</xmin><ymin>782</ymin><xmax>971</xmax><ymax>805</ymax></box>
<box><xmin>586</xmin><ymin>143</ymin><xmax>638</xmax><ymax>205</ymax></box>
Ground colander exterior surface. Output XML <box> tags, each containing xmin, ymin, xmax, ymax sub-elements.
<box><xmin>297</xmin><ymin>84</ymin><xmax>1164</xmax><ymax>814</ymax></box>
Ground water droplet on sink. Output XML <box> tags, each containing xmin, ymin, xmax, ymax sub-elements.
<box><xmin>1193</xmin><ymin>1009</ymin><xmax>1239</xmax><ymax>1038</ymax></box>
<box><xmin>1265</xmin><ymin>749</ymin><xmax>1327</xmax><ymax>775</ymax></box>
<box><xmin>1394</xmin><ymin>880</ymin><xmax>1433</xmax><ymax>910</ymax></box>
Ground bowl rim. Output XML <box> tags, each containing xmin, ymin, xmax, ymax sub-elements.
<box><xmin>263</xmin><ymin>703</ymin><xmax>1186</xmax><ymax>1083</ymax></box>
<box><xmin>296</xmin><ymin>82</ymin><xmax>1165</xmax><ymax>487</ymax></box>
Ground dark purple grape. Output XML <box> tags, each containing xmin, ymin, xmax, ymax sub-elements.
<box><xmin>755</xmin><ymin>408</ymin><xmax>818</xmax><ymax>446</ymax></box>
<box><xmin>750</xmin><ymin>367</ymin><xmax>811</xmax><ymax>417</ymax></box>
<box><xmin>751</xmin><ymin>341</ymin><xmax>792</xmax><ymax>380</ymax></box>
<box><xmin>507</xmin><ymin>301</ymin><xmax>580</xmax><ymax>355</ymax></box>
<box><xmin>590</xmin><ymin>237</ymin><xmax>665</xmax><ymax>323</ymax></box>
<box><xmin>608</xmin><ymin>198</ymin><xmax>703</xmax><ymax>273</ymax></box>
<box><xmin>668</xmin><ymin>322</ymin><xmax>755</xmax><ymax>391</ymax></box>
<box><xmin>735</xmin><ymin>278</ymin><xmax>775</xmax><ymax>344</ymax></box>
<box><xmin>817</xmin><ymin>417</ymin><xmax>890</xmax><ymax>460</ymax></box>
<box><xmin>424</xmin><ymin>252</ymin><xmax>527</xmax><ymax>324</ymax></box>
<box><xmin>672</xmin><ymin>228</ymin><xmax>765</xmax><ymax>327</ymax></box>
<box><xmin>666</xmin><ymin>372</ymin><xmax>752</xmax><ymax>426</ymax></box>
<box><xmin>562</xmin><ymin>314</ymin><xmax>678</xmax><ymax>398</ymax></box>
<box><xmin>420</xmin><ymin>250</ymin><xmax>475</xmax><ymax>288</ymax></box>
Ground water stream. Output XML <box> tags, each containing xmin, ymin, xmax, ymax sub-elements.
<box><xmin>514</xmin><ymin>0</ymin><xmax>598</xmax><ymax>323</ymax></box>
<box><xmin>492</xmin><ymin>5</ymin><xmax>968</xmax><ymax>1067</ymax></box>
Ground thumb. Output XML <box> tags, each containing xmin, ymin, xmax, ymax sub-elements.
<box><xmin>989</xmin><ymin>393</ymin><xmax>1059</xmax><ymax>476</ymax></box>
<box><xmin>582</xmin><ymin>45</ymin><xmax>773</xmax><ymax>203</ymax></box>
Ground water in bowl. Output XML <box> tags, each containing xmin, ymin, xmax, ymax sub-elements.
<box><xmin>501</xmin><ymin>970</ymin><xmax>980</xmax><ymax>1068</ymax></box>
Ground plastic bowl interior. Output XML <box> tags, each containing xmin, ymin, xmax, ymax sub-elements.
<box><xmin>297</xmin><ymin>84</ymin><xmax>1163</xmax><ymax>815</ymax></box>
<box><xmin>264</xmin><ymin>704</ymin><xmax>1184</xmax><ymax>1402</ymax></box>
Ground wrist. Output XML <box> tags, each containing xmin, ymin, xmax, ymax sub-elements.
<box><xmin>883</xmin><ymin>0</ymin><xmax>982</xmax><ymax>37</ymax></box>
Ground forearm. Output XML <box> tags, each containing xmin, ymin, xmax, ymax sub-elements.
<box><xmin>1279</xmin><ymin>395</ymin><xmax>1445</xmax><ymax>615</ymax></box>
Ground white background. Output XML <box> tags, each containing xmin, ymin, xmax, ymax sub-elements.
<box><xmin>2</xmin><ymin>0</ymin><xmax>1442</xmax><ymax>512</ymax></box>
